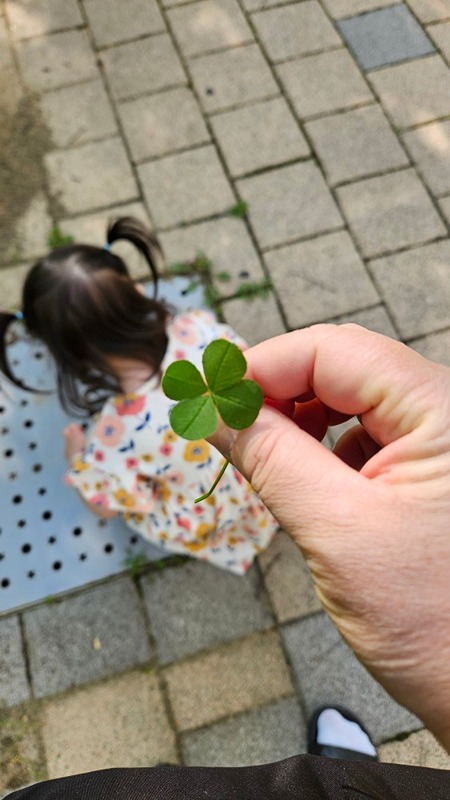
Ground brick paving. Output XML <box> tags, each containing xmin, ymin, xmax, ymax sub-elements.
<box><xmin>2</xmin><ymin>0</ymin><xmax>450</xmax><ymax>793</ymax></box>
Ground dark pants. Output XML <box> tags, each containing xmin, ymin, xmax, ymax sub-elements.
<box><xmin>6</xmin><ymin>755</ymin><xmax>450</xmax><ymax>800</ymax></box>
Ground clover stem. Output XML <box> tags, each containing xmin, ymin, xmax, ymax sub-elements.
<box><xmin>195</xmin><ymin>459</ymin><xmax>229</xmax><ymax>503</ymax></box>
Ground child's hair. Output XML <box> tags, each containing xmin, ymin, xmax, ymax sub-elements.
<box><xmin>0</xmin><ymin>217</ymin><xmax>170</xmax><ymax>416</ymax></box>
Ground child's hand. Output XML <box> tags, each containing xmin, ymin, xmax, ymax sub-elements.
<box><xmin>63</xmin><ymin>424</ymin><xmax>87</xmax><ymax>465</ymax></box>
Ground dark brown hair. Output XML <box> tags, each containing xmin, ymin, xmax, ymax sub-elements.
<box><xmin>0</xmin><ymin>217</ymin><xmax>170</xmax><ymax>416</ymax></box>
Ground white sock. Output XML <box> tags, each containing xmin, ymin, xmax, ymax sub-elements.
<box><xmin>316</xmin><ymin>708</ymin><xmax>377</xmax><ymax>756</ymax></box>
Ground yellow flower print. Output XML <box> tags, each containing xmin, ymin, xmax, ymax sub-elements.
<box><xmin>113</xmin><ymin>488</ymin><xmax>137</xmax><ymax>508</ymax></box>
<box><xmin>163</xmin><ymin>429</ymin><xmax>178</xmax><ymax>444</ymax></box>
<box><xmin>184</xmin><ymin>522</ymin><xmax>215</xmax><ymax>552</ymax></box>
<box><xmin>183</xmin><ymin>441</ymin><xmax>210</xmax><ymax>462</ymax></box>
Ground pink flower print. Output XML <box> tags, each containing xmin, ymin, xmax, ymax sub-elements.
<box><xmin>94</xmin><ymin>415</ymin><xmax>126</xmax><ymax>447</ymax></box>
<box><xmin>174</xmin><ymin>349</ymin><xmax>187</xmax><ymax>360</ymax></box>
<box><xmin>90</xmin><ymin>493</ymin><xmax>109</xmax><ymax>507</ymax></box>
<box><xmin>94</xmin><ymin>450</ymin><xmax>105</xmax><ymax>462</ymax></box>
<box><xmin>126</xmin><ymin>457</ymin><xmax>139</xmax><ymax>470</ymax></box>
<box><xmin>159</xmin><ymin>443</ymin><xmax>173</xmax><ymax>457</ymax></box>
<box><xmin>113</xmin><ymin>394</ymin><xmax>146</xmax><ymax>416</ymax></box>
<box><xmin>172</xmin><ymin>317</ymin><xmax>197</xmax><ymax>345</ymax></box>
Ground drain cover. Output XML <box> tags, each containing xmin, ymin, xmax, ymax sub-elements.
<box><xmin>0</xmin><ymin>277</ymin><xmax>206</xmax><ymax>614</ymax></box>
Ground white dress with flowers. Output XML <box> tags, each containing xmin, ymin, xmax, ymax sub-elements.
<box><xmin>65</xmin><ymin>309</ymin><xmax>278</xmax><ymax>574</ymax></box>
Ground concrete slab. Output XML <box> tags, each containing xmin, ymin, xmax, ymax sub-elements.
<box><xmin>45</xmin><ymin>138</ymin><xmax>138</xmax><ymax>215</ymax></box>
<box><xmin>277</xmin><ymin>49</ymin><xmax>374</xmax><ymax>120</ymax></box>
<box><xmin>0</xmin><ymin>615</ymin><xmax>30</xmax><ymax>707</ymax></box>
<box><xmin>167</xmin><ymin>0</ymin><xmax>253</xmax><ymax>58</ymax></box>
<box><xmin>368</xmin><ymin>55</ymin><xmax>450</xmax><ymax>129</ymax></box>
<box><xmin>282</xmin><ymin>612</ymin><xmax>420</xmax><ymax>744</ymax></box>
<box><xmin>84</xmin><ymin>0</ymin><xmax>166</xmax><ymax>48</ymax></box>
<box><xmin>258</xmin><ymin>532</ymin><xmax>322</xmax><ymax>623</ymax></box>
<box><xmin>5</xmin><ymin>0</ymin><xmax>83</xmax><ymax>39</ymax></box>
<box><xmin>337</xmin><ymin>6</ymin><xmax>435</xmax><ymax>71</ymax></box>
<box><xmin>402</xmin><ymin>119</ymin><xmax>450</xmax><ymax>197</ymax></box>
<box><xmin>164</xmin><ymin>631</ymin><xmax>294</xmax><ymax>730</ymax></box>
<box><xmin>40</xmin><ymin>80</ymin><xmax>118</xmax><ymax>149</ymax></box>
<box><xmin>140</xmin><ymin>561</ymin><xmax>274</xmax><ymax>664</ymax></box>
<box><xmin>221</xmin><ymin>294</ymin><xmax>287</xmax><ymax>343</ymax></box>
<box><xmin>101</xmin><ymin>35</ymin><xmax>186</xmax><ymax>102</ymax></box>
<box><xmin>16</xmin><ymin>30</ymin><xmax>99</xmax><ymax>92</ymax></box>
<box><xmin>237</xmin><ymin>162</ymin><xmax>343</xmax><ymax>250</ymax></box>
<box><xmin>305</xmin><ymin>105</ymin><xmax>409</xmax><ymax>186</ymax></box>
<box><xmin>42</xmin><ymin>671</ymin><xmax>177</xmax><ymax>777</ymax></box>
<box><xmin>181</xmin><ymin>697</ymin><xmax>306</xmax><ymax>766</ymax></box>
<box><xmin>336</xmin><ymin>168</ymin><xmax>446</xmax><ymax>258</ymax></box>
<box><xmin>119</xmin><ymin>87</ymin><xmax>210</xmax><ymax>162</ymax></box>
<box><xmin>158</xmin><ymin>216</ymin><xmax>266</xmax><ymax>297</ymax></box>
<box><xmin>188</xmin><ymin>44</ymin><xmax>279</xmax><ymax>113</ymax></box>
<box><xmin>252</xmin><ymin>1</ymin><xmax>341</xmax><ymax>63</ymax></box>
<box><xmin>265</xmin><ymin>230</ymin><xmax>378</xmax><ymax>327</ymax></box>
<box><xmin>138</xmin><ymin>145</ymin><xmax>234</xmax><ymax>228</ymax></box>
<box><xmin>369</xmin><ymin>239</ymin><xmax>450</xmax><ymax>339</ymax></box>
<box><xmin>211</xmin><ymin>97</ymin><xmax>310</xmax><ymax>178</ymax></box>
<box><xmin>23</xmin><ymin>577</ymin><xmax>152</xmax><ymax>698</ymax></box>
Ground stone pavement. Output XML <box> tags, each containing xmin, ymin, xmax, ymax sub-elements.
<box><xmin>2</xmin><ymin>0</ymin><xmax>450</xmax><ymax>793</ymax></box>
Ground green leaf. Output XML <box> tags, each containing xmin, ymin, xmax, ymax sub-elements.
<box><xmin>169</xmin><ymin>395</ymin><xmax>218</xmax><ymax>439</ymax></box>
<box><xmin>213</xmin><ymin>380</ymin><xmax>263</xmax><ymax>429</ymax></box>
<box><xmin>162</xmin><ymin>360</ymin><xmax>207</xmax><ymax>400</ymax></box>
<box><xmin>203</xmin><ymin>339</ymin><xmax>247</xmax><ymax>394</ymax></box>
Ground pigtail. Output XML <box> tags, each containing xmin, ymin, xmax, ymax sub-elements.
<box><xmin>106</xmin><ymin>217</ymin><xmax>162</xmax><ymax>294</ymax></box>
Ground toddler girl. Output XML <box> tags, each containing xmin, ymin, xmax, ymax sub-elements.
<box><xmin>0</xmin><ymin>217</ymin><xmax>278</xmax><ymax>574</ymax></box>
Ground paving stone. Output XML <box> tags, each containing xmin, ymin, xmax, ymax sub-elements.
<box><xmin>258</xmin><ymin>531</ymin><xmax>321</xmax><ymax>623</ymax></box>
<box><xmin>0</xmin><ymin>615</ymin><xmax>30</xmax><ymax>707</ymax></box>
<box><xmin>42</xmin><ymin>671</ymin><xmax>177</xmax><ymax>777</ymax></box>
<box><xmin>336</xmin><ymin>168</ymin><xmax>446</xmax><ymax>258</ymax></box>
<box><xmin>140</xmin><ymin>561</ymin><xmax>274</xmax><ymax>664</ymax></box>
<box><xmin>40</xmin><ymin>80</ymin><xmax>117</xmax><ymax>149</ymax></box>
<box><xmin>138</xmin><ymin>145</ymin><xmax>235</xmax><ymax>228</ymax></box>
<box><xmin>119</xmin><ymin>88</ymin><xmax>209</xmax><ymax>162</ymax></box>
<box><xmin>158</xmin><ymin>216</ymin><xmax>266</xmax><ymax>297</ymax></box>
<box><xmin>45</xmin><ymin>138</ymin><xmax>138</xmax><ymax>215</ymax></box>
<box><xmin>189</xmin><ymin>44</ymin><xmax>279</xmax><ymax>113</ymax></box>
<box><xmin>6</xmin><ymin>0</ymin><xmax>83</xmax><ymax>39</ymax></box>
<box><xmin>368</xmin><ymin>55</ymin><xmax>450</xmax><ymax>129</ymax></box>
<box><xmin>221</xmin><ymin>294</ymin><xmax>287</xmax><ymax>343</ymax></box>
<box><xmin>265</xmin><ymin>231</ymin><xmax>378</xmax><ymax>327</ymax></box>
<box><xmin>406</xmin><ymin>0</ymin><xmax>450</xmax><ymax>23</ymax></box>
<box><xmin>60</xmin><ymin>202</ymin><xmax>154</xmax><ymax>281</ymax></box>
<box><xmin>211</xmin><ymin>97</ymin><xmax>309</xmax><ymax>178</ymax></box>
<box><xmin>282</xmin><ymin>612</ymin><xmax>420</xmax><ymax>743</ymax></box>
<box><xmin>0</xmin><ymin>707</ymin><xmax>44</xmax><ymax>795</ymax></box>
<box><xmin>0</xmin><ymin>263</ymin><xmax>31</xmax><ymax>307</ymax></box>
<box><xmin>252</xmin><ymin>1</ymin><xmax>341</xmax><ymax>63</ymax></box>
<box><xmin>167</xmin><ymin>0</ymin><xmax>253</xmax><ymax>58</ymax></box>
<box><xmin>237</xmin><ymin>162</ymin><xmax>343</xmax><ymax>250</ymax></box>
<box><xmin>181</xmin><ymin>697</ymin><xmax>306</xmax><ymax>765</ymax></box>
<box><xmin>320</xmin><ymin>0</ymin><xmax>396</xmax><ymax>18</ymax></box>
<box><xmin>23</xmin><ymin>577</ymin><xmax>152</xmax><ymax>698</ymax></box>
<box><xmin>84</xmin><ymin>0</ymin><xmax>165</xmax><ymax>48</ymax></box>
<box><xmin>277</xmin><ymin>49</ymin><xmax>374</xmax><ymax>120</ymax></box>
<box><xmin>369</xmin><ymin>239</ymin><xmax>450</xmax><ymax>338</ymax></box>
<box><xmin>337</xmin><ymin>6</ymin><xmax>435</xmax><ymax>71</ymax></box>
<box><xmin>305</xmin><ymin>105</ymin><xmax>409</xmax><ymax>186</ymax></box>
<box><xmin>16</xmin><ymin>30</ymin><xmax>98</xmax><ymax>92</ymax></box>
<box><xmin>164</xmin><ymin>631</ymin><xmax>294</xmax><ymax>730</ymax></box>
<box><xmin>402</xmin><ymin>119</ymin><xmax>450</xmax><ymax>197</ymax></box>
<box><xmin>379</xmin><ymin>728</ymin><xmax>450</xmax><ymax>768</ymax></box>
<box><xmin>331</xmin><ymin>305</ymin><xmax>399</xmax><ymax>338</ymax></box>
<box><xmin>5</xmin><ymin>192</ymin><xmax>52</xmax><ymax>263</ymax></box>
<box><xmin>410</xmin><ymin>329</ymin><xmax>450</xmax><ymax>366</ymax></box>
<box><xmin>101</xmin><ymin>35</ymin><xmax>186</xmax><ymax>102</ymax></box>
<box><xmin>427</xmin><ymin>20</ymin><xmax>450</xmax><ymax>64</ymax></box>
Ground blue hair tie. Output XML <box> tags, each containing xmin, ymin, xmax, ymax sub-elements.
<box><xmin>15</xmin><ymin>311</ymin><xmax>23</xmax><ymax>320</ymax></box>
<box><xmin>103</xmin><ymin>242</ymin><xmax>112</xmax><ymax>251</ymax></box>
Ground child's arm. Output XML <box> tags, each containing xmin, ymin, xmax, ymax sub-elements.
<box><xmin>63</xmin><ymin>425</ymin><xmax>118</xmax><ymax>519</ymax></box>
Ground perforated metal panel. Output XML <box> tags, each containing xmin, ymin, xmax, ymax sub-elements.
<box><xmin>0</xmin><ymin>277</ymin><xmax>206</xmax><ymax>614</ymax></box>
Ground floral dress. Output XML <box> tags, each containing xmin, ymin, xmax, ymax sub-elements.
<box><xmin>65</xmin><ymin>309</ymin><xmax>278</xmax><ymax>574</ymax></box>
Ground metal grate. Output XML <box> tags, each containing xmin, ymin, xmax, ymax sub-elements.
<box><xmin>0</xmin><ymin>277</ymin><xmax>206</xmax><ymax>614</ymax></box>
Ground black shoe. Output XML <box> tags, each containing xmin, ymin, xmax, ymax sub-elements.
<box><xmin>307</xmin><ymin>705</ymin><xmax>378</xmax><ymax>761</ymax></box>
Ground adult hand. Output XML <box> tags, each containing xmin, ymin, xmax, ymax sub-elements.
<box><xmin>209</xmin><ymin>324</ymin><xmax>450</xmax><ymax>751</ymax></box>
